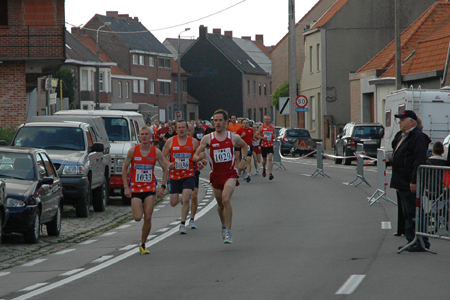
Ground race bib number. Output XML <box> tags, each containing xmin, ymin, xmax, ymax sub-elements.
<box><xmin>175</xmin><ymin>158</ymin><xmax>189</xmax><ymax>170</ymax></box>
<box><xmin>135</xmin><ymin>164</ymin><xmax>153</xmax><ymax>182</ymax></box>
<box><xmin>213</xmin><ymin>148</ymin><xmax>232</xmax><ymax>163</ymax></box>
<box><xmin>264</xmin><ymin>131</ymin><xmax>273</xmax><ymax>140</ymax></box>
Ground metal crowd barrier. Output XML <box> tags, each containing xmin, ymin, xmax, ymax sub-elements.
<box><xmin>347</xmin><ymin>143</ymin><xmax>370</xmax><ymax>187</ymax></box>
<box><xmin>273</xmin><ymin>140</ymin><xmax>286</xmax><ymax>170</ymax></box>
<box><xmin>311</xmin><ymin>142</ymin><xmax>330</xmax><ymax>178</ymax></box>
<box><xmin>398</xmin><ymin>165</ymin><xmax>450</xmax><ymax>254</ymax></box>
<box><xmin>368</xmin><ymin>148</ymin><xmax>397</xmax><ymax>206</ymax></box>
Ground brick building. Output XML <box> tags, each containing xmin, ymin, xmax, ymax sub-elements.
<box><xmin>0</xmin><ymin>0</ymin><xmax>65</xmax><ymax>128</ymax></box>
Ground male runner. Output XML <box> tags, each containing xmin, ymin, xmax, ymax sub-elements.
<box><xmin>256</xmin><ymin>115</ymin><xmax>276</xmax><ymax>180</ymax></box>
<box><xmin>237</xmin><ymin>119</ymin><xmax>254</xmax><ymax>182</ymax></box>
<box><xmin>162</xmin><ymin>120</ymin><xmax>198</xmax><ymax>234</ymax></box>
<box><xmin>252</xmin><ymin>123</ymin><xmax>261</xmax><ymax>175</ymax></box>
<box><xmin>227</xmin><ymin>113</ymin><xmax>242</xmax><ymax>166</ymax></box>
<box><xmin>194</xmin><ymin>109</ymin><xmax>247</xmax><ymax>244</ymax></box>
<box><xmin>122</xmin><ymin>126</ymin><xmax>168</xmax><ymax>254</ymax></box>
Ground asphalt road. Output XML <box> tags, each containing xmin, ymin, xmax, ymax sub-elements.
<box><xmin>1</xmin><ymin>156</ymin><xmax>450</xmax><ymax>300</ymax></box>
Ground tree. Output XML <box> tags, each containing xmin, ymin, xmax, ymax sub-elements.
<box><xmin>53</xmin><ymin>67</ymin><xmax>76</xmax><ymax>108</ymax></box>
<box><xmin>272</xmin><ymin>81</ymin><xmax>289</xmax><ymax>110</ymax></box>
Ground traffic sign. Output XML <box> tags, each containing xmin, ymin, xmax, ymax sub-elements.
<box><xmin>296</xmin><ymin>107</ymin><xmax>308</xmax><ymax>112</ymax></box>
<box><xmin>295</xmin><ymin>95</ymin><xmax>308</xmax><ymax>108</ymax></box>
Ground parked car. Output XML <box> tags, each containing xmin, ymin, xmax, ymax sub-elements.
<box><xmin>0</xmin><ymin>147</ymin><xmax>63</xmax><ymax>244</ymax></box>
<box><xmin>334</xmin><ymin>122</ymin><xmax>384</xmax><ymax>165</ymax></box>
<box><xmin>277</xmin><ymin>128</ymin><xmax>317</xmax><ymax>156</ymax></box>
<box><xmin>12</xmin><ymin>121</ymin><xmax>108</xmax><ymax>217</ymax></box>
<box><xmin>0</xmin><ymin>179</ymin><xmax>7</xmax><ymax>246</ymax></box>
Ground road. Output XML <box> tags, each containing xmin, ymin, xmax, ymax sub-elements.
<box><xmin>1</xmin><ymin>156</ymin><xmax>450</xmax><ymax>299</ymax></box>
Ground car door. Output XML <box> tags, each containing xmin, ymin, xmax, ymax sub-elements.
<box><xmin>86</xmin><ymin>127</ymin><xmax>103</xmax><ymax>187</ymax></box>
<box><xmin>336</xmin><ymin>125</ymin><xmax>347</xmax><ymax>156</ymax></box>
<box><xmin>36</xmin><ymin>152</ymin><xmax>59</xmax><ymax>223</ymax></box>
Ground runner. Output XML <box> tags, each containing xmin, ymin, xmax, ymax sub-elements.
<box><xmin>194</xmin><ymin>109</ymin><xmax>247</xmax><ymax>244</ymax></box>
<box><xmin>255</xmin><ymin>115</ymin><xmax>276</xmax><ymax>180</ymax></box>
<box><xmin>122</xmin><ymin>126</ymin><xmax>168</xmax><ymax>254</ymax></box>
<box><xmin>237</xmin><ymin>119</ymin><xmax>254</xmax><ymax>182</ymax></box>
<box><xmin>227</xmin><ymin>113</ymin><xmax>242</xmax><ymax>166</ymax></box>
<box><xmin>252</xmin><ymin>123</ymin><xmax>261</xmax><ymax>175</ymax></box>
<box><xmin>162</xmin><ymin>120</ymin><xmax>198</xmax><ymax>234</ymax></box>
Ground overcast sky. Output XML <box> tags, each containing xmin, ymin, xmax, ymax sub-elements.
<box><xmin>65</xmin><ymin>0</ymin><xmax>318</xmax><ymax>46</ymax></box>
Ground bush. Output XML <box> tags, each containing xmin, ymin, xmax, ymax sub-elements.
<box><xmin>0</xmin><ymin>127</ymin><xmax>16</xmax><ymax>145</ymax></box>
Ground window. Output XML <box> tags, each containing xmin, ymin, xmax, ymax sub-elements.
<box><xmin>159</xmin><ymin>81</ymin><xmax>171</xmax><ymax>95</ymax></box>
<box><xmin>159</xmin><ymin>58</ymin><xmax>164</xmax><ymax>68</ymax></box>
<box><xmin>311</xmin><ymin>95</ymin><xmax>315</xmax><ymax>130</ymax></box>
<box><xmin>165</xmin><ymin>59</ymin><xmax>171</xmax><ymax>68</ymax></box>
<box><xmin>126</xmin><ymin>82</ymin><xmax>129</xmax><ymax>98</ymax></box>
<box><xmin>149</xmin><ymin>56</ymin><xmax>155</xmax><ymax>67</ymax></box>
<box><xmin>99</xmin><ymin>72</ymin><xmax>104</xmax><ymax>92</ymax></box>
<box><xmin>182</xmin><ymin>80</ymin><xmax>187</xmax><ymax>93</ymax></box>
<box><xmin>253</xmin><ymin>81</ymin><xmax>256</xmax><ymax>95</ymax></box>
<box><xmin>309</xmin><ymin>45</ymin><xmax>313</xmax><ymax>73</ymax></box>
<box><xmin>159</xmin><ymin>58</ymin><xmax>170</xmax><ymax>68</ymax></box>
<box><xmin>259</xmin><ymin>83</ymin><xmax>261</xmax><ymax>95</ymax></box>
<box><xmin>35</xmin><ymin>154</ymin><xmax>46</xmax><ymax>179</ymax></box>
<box><xmin>247</xmin><ymin>80</ymin><xmax>250</xmax><ymax>95</ymax></box>
<box><xmin>149</xmin><ymin>81</ymin><xmax>155</xmax><ymax>94</ymax></box>
<box><xmin>264</xmin><ymin>84</ymin><xmax>267</xmax><ymax>96</ymax></box>
<box><xmin>81</xmin><ymin>70</ymin><xmax>88</xmax><ymax>91</ymax></box>
<box><xmin>119</xmin><ymin>82</ymin><xmax>122</xmax><ymax>98</ymax></box>
<box><xmin>133</xmin><ymin>80</ymin><xmax>138</xmax><ymax>93</ymax></box>
<box><xmin>270</xmin><ymin>81</ymin><xmax>272</xmax><ymax>95</ymax></box>
<box><xmin>0</xmin><ymin>0</ymin><xmax>7</xmax><ymax>26</ymax></box>
<box><xmin>316</xmin><ymin>44</ymin><xmax>320</xmax><ymax>71</ymax></box>
<box><xmin>90</xmin><ymin>70</ymin><xmax>94</xmax><ymax>91</ymax></box>
<box><xmin>247</xmin><ymin>109</ymin><xmax>251</xmax><ymax>119</ymax></box>
<box><xmin>259</xmin><ymin>108</ymin><xmax>263</xmax><ymax>122</ymax></box>
<box><xmin>174</xmin><ymin>80</ymin><xmax>178</xmax><ymax>93</ymax></box>
<box><xmin>253</xmin><ymin>109</ymin><xmax>256</xmax><ymax>121</ymax></box>
<box><xmin>139</xmin><ymin>80</ymin><xmax>145</xmax><ymax>93</ymax></box>
<box><xmin>132</xmin><ymin>54</ymin><xmax>138</xmax><ymax>65</ymax></box>
<box><xmin>139</xmin><ymin>55</ymin><xmax>144</xmax><ymax>65</ymax></box>
<box><xmin>385</xmin><ymin>110</ymin><xmax>392</xmax><ymax>127</ymax></box>
<box><xmin>40</xmin><ymin>153</ymin><xmax>56</xmax><ymax>177</ymax></box>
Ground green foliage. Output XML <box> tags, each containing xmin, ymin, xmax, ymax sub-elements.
<box><xmin>272</xmin><ymin>81</ymin><xmax>289</xmax><ymax>110</ymax></box>
<box><xmin>0</xmin><ymin>127</ymin><xmax>16</xmax><ymax>145</ymax></box>
<box><xmin>54</xmin><ymin>67</ymin><xmax>76</xmax><ymax>107</ymax></box>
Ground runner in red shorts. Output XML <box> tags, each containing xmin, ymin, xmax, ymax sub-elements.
<box><xmin>194</xmin><ymin>109</ymin><xmax>247</xmax><ymax>244</ymax></box>
<box><xmin>252</xmin><ymin>123</ymin><xmax>261</xmax><ymax>175</ymax></box>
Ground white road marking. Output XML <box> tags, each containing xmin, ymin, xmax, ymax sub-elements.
<box><xmin>79</xmin><ymin>240</ymin><xmax>97</xmax><ymax>245</ymax></box>
<box><xmin>336</xmin><ymin>275</ymin><xmax>366</xmax><ymax>294</ymax></box>
<box><xmin>169</xmin><ymin>221</ymin><xmax>180</xmax><ymax>226</ymax></box>
<box><xmin>157</xmin><ymin>228</ymin><xmax>170</xmax><ymax>232</ymax></box>
<box><xmin>156</xmin><ymin>205</ymin><xmax>165</xmax><ymax>209</ymax></box>
<box><xmin>0</xmin><ymin>272</ymin><xmax>11</xmax><ymax>277</ymax></box>
<box><xmin>162</xmin><ymin>201</ymin><xmax>170</xmax><ymax>204</ymax></box>
<box><xmin>101</xmin><ymin>232</ymin><xmax>116</xmax><ymax>237</ymax></box>
<box><xmin>153</xmin><ymin>209</ymin><xmax>160</xmax><ymax>212</ymax></box>
<box><xmin>381</xmin><ymin>221</ymin><xmax>392</xmax><ymax>229</ymax></box>
<box><xmin>146</xmin><ymin>234</ymin><xmax>156</xmax><ymax>240</ymax></box>
<box><xmin>301</xmin><ymin>174</ymin><xmax>311</xmax><ymax>177</ymax></box>
<box><xmin>54</xmin><ymin>249</ymin><xmax>76</xmax><ymax>255</ymax></box>
<box><xmin>119</xmin><ymin>245</ymin><xmax>135</xmax><ymax>251</ymax></box>
<box><xmin>116</xmin><ymin>224</ymin><xmax>131</xmax><ymax>229</ymax></box>
<box><xmin>198</xmin><ymin>203</ymin><xmax>206</xmax><ymax>206</ymax></box>
<box><xmin>91</xmin><ymin>255</ymin><xmax>113</xmax><ymax>263</ymax></box>
<box><xmin>21</xmin><ymin>259</ymin><xmax>46</xmax><ymax>267</ymax></box>
<box><xmin>59</xmin><ymin>269</ymin><xmax>84</xmax><ymax>276</ymax></box>
<box><xmin>19</xmin><ymin>283</ymin><xmax>48</xmax><ymax>292</ymax></box>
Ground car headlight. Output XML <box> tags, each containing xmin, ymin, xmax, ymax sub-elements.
<box><xmin>6</xmin><ymin>198</ymin><xmax>25</xmax><ymax>207</ymax></box>
<box><xmin>115</xmin><ymin>158</ymin><xmax>125</xmax><ymax>167</ymax></box>
<box><xmin>62</xmin><ymin>165</ymin><xmax>85</xmax><ymax>175</ymax></box>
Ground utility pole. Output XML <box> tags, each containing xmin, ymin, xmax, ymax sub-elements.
<box><xmin>395</xmin><ymin>0</ymin><xmax>402</xmax><ymax>90</ymax></box>
<box><xmin>288</xmin><ymin>0</ymin><xmax>298</xmax><ymax>128</ymax></box>
<box><xmin>96</xmin><ymin>22</ymin><xmax>110</xmax><ymax>110</ymax></box>
<box><xmin>177</xmin><ymin>28</ymin><xmax>190</xmax><ymax>120</ymax></box>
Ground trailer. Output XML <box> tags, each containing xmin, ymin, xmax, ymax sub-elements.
<box><xmin>110</xmin><ymin>102</ymin><xmax>158</xmax><ymax>123</ymax></box>
<box><xmin>382</xmin><ymin>87</ymin><xmax>450</xmax><ymax>161</ymax></box>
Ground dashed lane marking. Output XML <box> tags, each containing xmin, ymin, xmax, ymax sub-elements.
<box><xmin>91</xmin><ymin>256</ymin><xmax>113</xmax><ymax>264</ymax></box>
<box><xmin>0</xmin><ymin>272</ymin><xmax>11</xmax><ymax>277</ymax></box>
<box><xmin>59</xmin><ymin>269</ymin><xmax>84</xmax><ymax>276</ymax></box>
<box><xmin>381</xmin><ymin>221</ymin><xmax>392</xmax><ymax>229</ymax></box>
<box><xmin>119</xmin><ymin>245</ymin><xmax>135</xmax><ymax>251</ymax></box>
<box><xmin>336</xmin><ymin>275</ymin><xmax>366</xmax><ymax>295</ymax></box>
<box><xmin>19</xmin><ymin>283</ymin><xmax>48</xmax><ymax>292</ymax></box>
<box><xmin>156</xmin><ymin>228</ymin><xmax>170</xmax><ymax>233</ymax></box>
<box><xmin>79</xmin><ymin>240</ymin><xmax>97</xmax><ymax>245</ymax></box>
<box><xmin>101</xmin><ymin>232</ymin><xmax>116</xmax><ymax>237</ymax></box>
<box><xmin>21</xmin><ymin>259</ymin><xmax>46</xmax><ymax>267</ymax></box>
<box><xmin>116</xmin><ymin>224</ymin><xmax>131</xmax><ymax>229</ymax></box>
<box><xmin>53</xmin><ymin>249</ymin><xmax>76</xmax><ymax>255</ymax></box>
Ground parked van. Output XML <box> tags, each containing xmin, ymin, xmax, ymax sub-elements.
<box><xmin>382</xmin><ymin>87</ymin><xmax>450</xmax><ymax>161</ymax></box>
<box><xmin>55</xmin><ymin>110</ymin><xmax>145</xmax><ymax>204</ymax></box>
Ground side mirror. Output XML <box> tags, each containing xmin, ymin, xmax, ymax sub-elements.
<box><xmin>90</xmin><ymin>142</ymin><xmax>104</xmax><ymax>153</ymax></box>
<box><xmin>38</xmin><ymin>177</ymin><xmax>54</xmax><ymax>188</ymax></box>
<box><xmin>379</xmin><ymin>128</ymin><xmax>385</xmax><ymax>139</ymax></box>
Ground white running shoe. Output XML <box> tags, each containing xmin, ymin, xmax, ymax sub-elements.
<box><xmin>255</xmin><ymin>170</ymin><xmax>259</xmax><ymax>176</ymax></box>
<box><xmin>189</xmin><ymin>219</ymin><xmax>197</xmax><ymax>229</ymax></box>
<box><xmin>223</xmin><ymin>230</ymin><xmax>233</xmax><ymax>244</ymax></box>
<box><xmin>221</xmin><ymin>228</ymin><xmax>226</xmax><ymax>241</ymax></box>
<box><xmin>179</xmin><ymin>224</ymin><xmax>187</xmax><ymax>234</ymax></box>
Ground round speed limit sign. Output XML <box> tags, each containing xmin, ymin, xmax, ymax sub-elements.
<box><xmin>295</xmin><ymin>95</ymin><xmax>308</xmax><ymax>108</ymax></box>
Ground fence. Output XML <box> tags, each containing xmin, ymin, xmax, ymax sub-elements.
<box><xmin>398</xmin><ymin>165</ymin><xmax>450</xmax><ymax>254</ymax></box>
<box><xmin>273</xmin><ymin>141</ymin><xmax>286</xmax><ymax>170</ymax></box>
<box><xmin>347</xmin><ymin>143</ymin><xmax>370</xmax><ymax>187</ymax></box>
<box><xmin>368</xmin><ymin>149</ymin><xmax>397</xmax><ymax>206</ymax></box>
<box><xmin>311</xmin><ymin>142</ymin><xmax>330</xmax><ymax>178</ymax></box>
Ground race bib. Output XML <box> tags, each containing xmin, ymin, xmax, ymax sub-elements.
<box><xmin>213</xmin><ymin>148</ymin><xmax>232</xmax><ymax>163</ymax></box>
<box><xmin>264</xmin><ymin>131</ymin><xmax>273</xmax><ymax>141</ymax></box>
<box><xmin>196</xmin><ymin>133</ymin><xmax>203</xmax><ymax>140</ymax></box>
<box><xmin>135</xmin><ymin>164</ymin><xmax>153</xmax><ymax>182</ymax></box>
<box><xmin>175</xmin><ymin>158</ymin><xmax>189</xmax><ymax>170</ymax></box>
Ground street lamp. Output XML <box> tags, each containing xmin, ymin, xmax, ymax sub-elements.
<box><xmin>177</xmin><ymin>27</ymin><xmax>190</xmax><ymax>119</ymax></box>
<box><xmin>95</xmin><ymin>22</ymin><xmax>111</xmax><ymax>110</ymax></box>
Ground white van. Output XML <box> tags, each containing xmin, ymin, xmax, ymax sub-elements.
<box><xmin>56</xmin><ymin>110</ymin><xmax>145</xmax><ymax>204</ymax></box>
<box><xmin>382</xmin><ymin>87</ymin><xmax>450</xmax><ymax>161</ymax></box>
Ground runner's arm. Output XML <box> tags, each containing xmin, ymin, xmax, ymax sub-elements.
<box><xmin>122</xmin><ymin>147</ymin><xmax>134</xmax><ymax>198</ymax></box>
<box><xmin>161</xmin><ymin>137</ymin><xmax>175</xmax><ymax>169</ymax></box>
<box><xmin>155</xmin><ymin>148</ymin><xmax>169</xmax><ymax>197</ymax></box>
<box><xmin>193</xmin><ymin>135</ymin><xmax>210</xmax><ymax>162</ymax></box>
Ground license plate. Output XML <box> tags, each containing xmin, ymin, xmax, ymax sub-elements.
<box><xmin>114</xmin><ymin>189</ymin><xmax>121</xmax><ymax>193</ymax></box>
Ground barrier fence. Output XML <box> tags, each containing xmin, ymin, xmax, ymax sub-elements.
<box><xmin>273</xmin><ymin>141</ymin><xmax>286</xmax><ymax>170</ymax></box>
<box><xmin>311</xmin><ymin>142</ymin><xmax>330</xmax><ymax>178</ymax></box>
<box><xmin>347</xmin><ymin>143</ymin><xmax>371</xmax><ymax>187</ymax></box>
<box><xmin>398</xmin><ymin>165</ymin><xmax>450</xmax><ymax>254</ymax></box>
<box><xmin>368</xmin><ymin>148</ymin><xmax>397</xmax><ymax>206</ymax></box>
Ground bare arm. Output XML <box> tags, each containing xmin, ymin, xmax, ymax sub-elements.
<box><xmin>155</xmin><ymin>148</ymin><xmax>169</xmax><ymax>197</ymax></box>
<box><xmin>161</xmin><ymin>137</ymin><xmax>174</xmax><ymax>170</ymax></box>
<box><xmin>122</xmin><ymin>147</ymin><xmax>135</xmax><ymax>198</ymax></box>
<box><xmin>193</xmin><ymin>134</ymin><xmax>210</xmax><ymax>162</ymax></box>
<box><xmin>233</xmin><ymin>134</ymin><xmax>247</xmax><ymax>171</ymax></box>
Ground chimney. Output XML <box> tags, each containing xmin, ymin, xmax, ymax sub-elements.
<box><xmin>213</xmin><ymin>28</ymin><xmax>221</xmax><ymax>35</ymax></box>
<box><xmin>71</xmin><ymin>27</ymin><xmax>81</xmax><ymax>37</ymax></box>
<box><xmin>224</xmin><ymin>31</ymin><xmax>233</xmax><ymax>38</ymax></box>
<box><xmin>133</xmin><ymin>16</ymin><xmax>139</xmax><ymax>22</ymax></box>
<box><xmin>199</xmin><ymin>25</ymin><xmax>208</xmax><ymax>39</ymax></box>
<box><xmin>242</xmin><ymin>36</ymin><xmax>251</xmax><ymax>40</ymax></box>
<box><xmin>106</xmin><ymin>11</ymin><xmax>118</xmax><ymax>20</ymax></box>
<box><xmin>255</xmin><ymin>34</ymin><xmax>264</xmax><ymax>45</ymax></box>
<box><xmin>118</xmin><ymin>14</ymin><xmax>130</xmax><ymax>22</ymax></box>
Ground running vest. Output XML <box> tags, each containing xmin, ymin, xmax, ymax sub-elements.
<box><xmin>208</xmin><ymin>131</ymin><xmax>235</xmax><ymax>173</ymax></box>
<box><xmin>194</xmin><ymin>127</ymin><xmax>204</xmax><ymax>141</ymax></box>
<box><xmin>128</xmin><ymin>145</ymin><xmax>157</xmax><ymax>193</ymax></box>
<box><xmin>260</xmin><ymin>124</ymin><xmax>274</xmax><ymax>147</ymax></box>
<box><xmin>169</xmin><ymin>135</ymin><xmax>195</xmax><ymax>180</ymax></box>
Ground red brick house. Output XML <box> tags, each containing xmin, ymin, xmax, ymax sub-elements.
<box><xmin>0</xmin><ymin>0</ymin><xmax>65</xmax><ymax>128</ymax></box>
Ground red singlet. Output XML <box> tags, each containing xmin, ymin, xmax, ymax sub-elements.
<box><xmin>208</xmin><ymin>131</ymin><xmax>239</xmax><ymax>190</ymax></box>
<box><xmin>128</xmin><ymin>145</ymin><xmax>157</xmax><ymax>193</ymax></box>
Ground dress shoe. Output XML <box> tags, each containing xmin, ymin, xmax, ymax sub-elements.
<box><xmin>393</xmin><ymin>232</ymin><xmax>404</xmax><ymax>237</ymax></box>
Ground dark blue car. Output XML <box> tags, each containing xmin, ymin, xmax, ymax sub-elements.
<box><xmin>0</xmin><ymin>179</ymin><xmax>7</xmax><ymax>246</ymax></box>
<box><xmin>0</xmin><ymin>147</ymin><xmax>63</xmax><ymax>244</ymax></box>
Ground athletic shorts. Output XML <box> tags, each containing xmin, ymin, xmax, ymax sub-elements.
<box><xmin>169</xmin><ymin>176</ymin><xmax>195</xmax><ymax>194</ymax></box>
<box><xmin>132</xmin><ymin>191</ymin><xmax>156</xmax><ymax>202</ymax></box>
<box><xmin>252</xmin><ymin>145</ymin><xmax>261</xmax><ymax>154</ymax></box>
<box><xmin>195</xmin><ymin>170</ymin><xmax>200</xmax><ymax>188</ymax></box>
<box><xmin>246</xmin><ymin>145</ymin><xmax>253</xmax><ymax>157</ymax></box>
<box><xmin>261</xmin><ymin>146</ymin><xmax>274</xmax><ymax>158</ymax></box>
<box><xmin>234</xmin><ymin>147</ymin><xmax>241</xmax><ymax>153</ymax></box>
<box><xmin>210</xmin><ymin>169</ymin><xmax>239</xmax><ymax>191</ymax></box>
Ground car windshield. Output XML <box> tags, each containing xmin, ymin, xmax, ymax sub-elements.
<box><xmin>286</xmin><ymin>129</ymin><xmax>310</xmax><ymax>138</ymax></box>
<box><xmin>103</xmin><ymin>118</ymin><xmax>130</xmax><ymax>141</ymax></box>
<box><xmin>353</xmin><ymin>126</ymin><xmax>382</xmax><ymax>138</ymax></box>
<box><xmin>0</xmin><ymin>153</ymin><xmax>35</xmax><ymax>180</ymax></box>
<box><xmin>14</xmin><ymin>127</ymin><xmax>85</xmax><ymax>151</ymax></box>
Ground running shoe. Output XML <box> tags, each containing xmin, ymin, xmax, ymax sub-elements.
<box><xmin>221</xmin><ymin>228</ymin><xmax>227</xmax><ymax>241</ymax></box>
<box><xmin>269</xmin><ymin>173</ymin><xmax>274</xmax><ymax>180</ymax></box>
<box><xmin>262</xmin><ymin>169</ymin><xmax>266</xmax><ymax>177</ymax></box>
<box><xmin>179</xmin><ymin>224</ymin><xmax>187</xmax><ymax>234</ymax></box>
<box><xmin>224</xmin><ymin>230</ymin><xmax>233</xmax><ymax>244</ymax></box>
<box><xmin>139</xmin><ymin>244</ymin><xmax>150</xmax><ymax>254</ymax></box>
<box><xmin>189</xmin><ymin>219</ymin><xmax>197</xmax><ymax>229</ymax></box>
<box><xmin>246</xmin><ymin>174</ymin><xmax>251</xmax><ymax>182</ymax></box>
<box><xmin>255</xmin><ymin>170</ymin><xmax>259</xmax><ymax>176</ymax></box>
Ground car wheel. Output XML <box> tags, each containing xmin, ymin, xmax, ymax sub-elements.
<box><xmin>334</xmin><ymin>148</ymin><xmax>342</xmax><ymax>164</ymax></box>
<box><xmin>121</xmin><ymin>188</ymin><xmax>131</xmax><ymax>206</ymax></box>
<box><xmin>46</xmin><ymin>204</ymin><xmax>61</xmax><ymax>236</ymax></box>
<box><xmin>24</xmin><ymin>212</ymin><xmax>40</xmax><ymax>244</ymax></box>
<box><xmin>93</xmin><ymin>179</ymin><xmax>107</xmax><ymax>212</ymax></box>
<box><xmin>76</xmin><ymin>185</ymin><xmax>91</xmax><ymax>218</ymax></box>
<box><xmin>343</xmin><ymin>149</ymin><xmax>352</xmax><ymax>165</ymax></box>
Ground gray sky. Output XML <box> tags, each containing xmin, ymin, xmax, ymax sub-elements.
<box><xmin>65</xmin><ymin>0</ymin><xmax>318</xmax><ymax>46</ymax></box>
